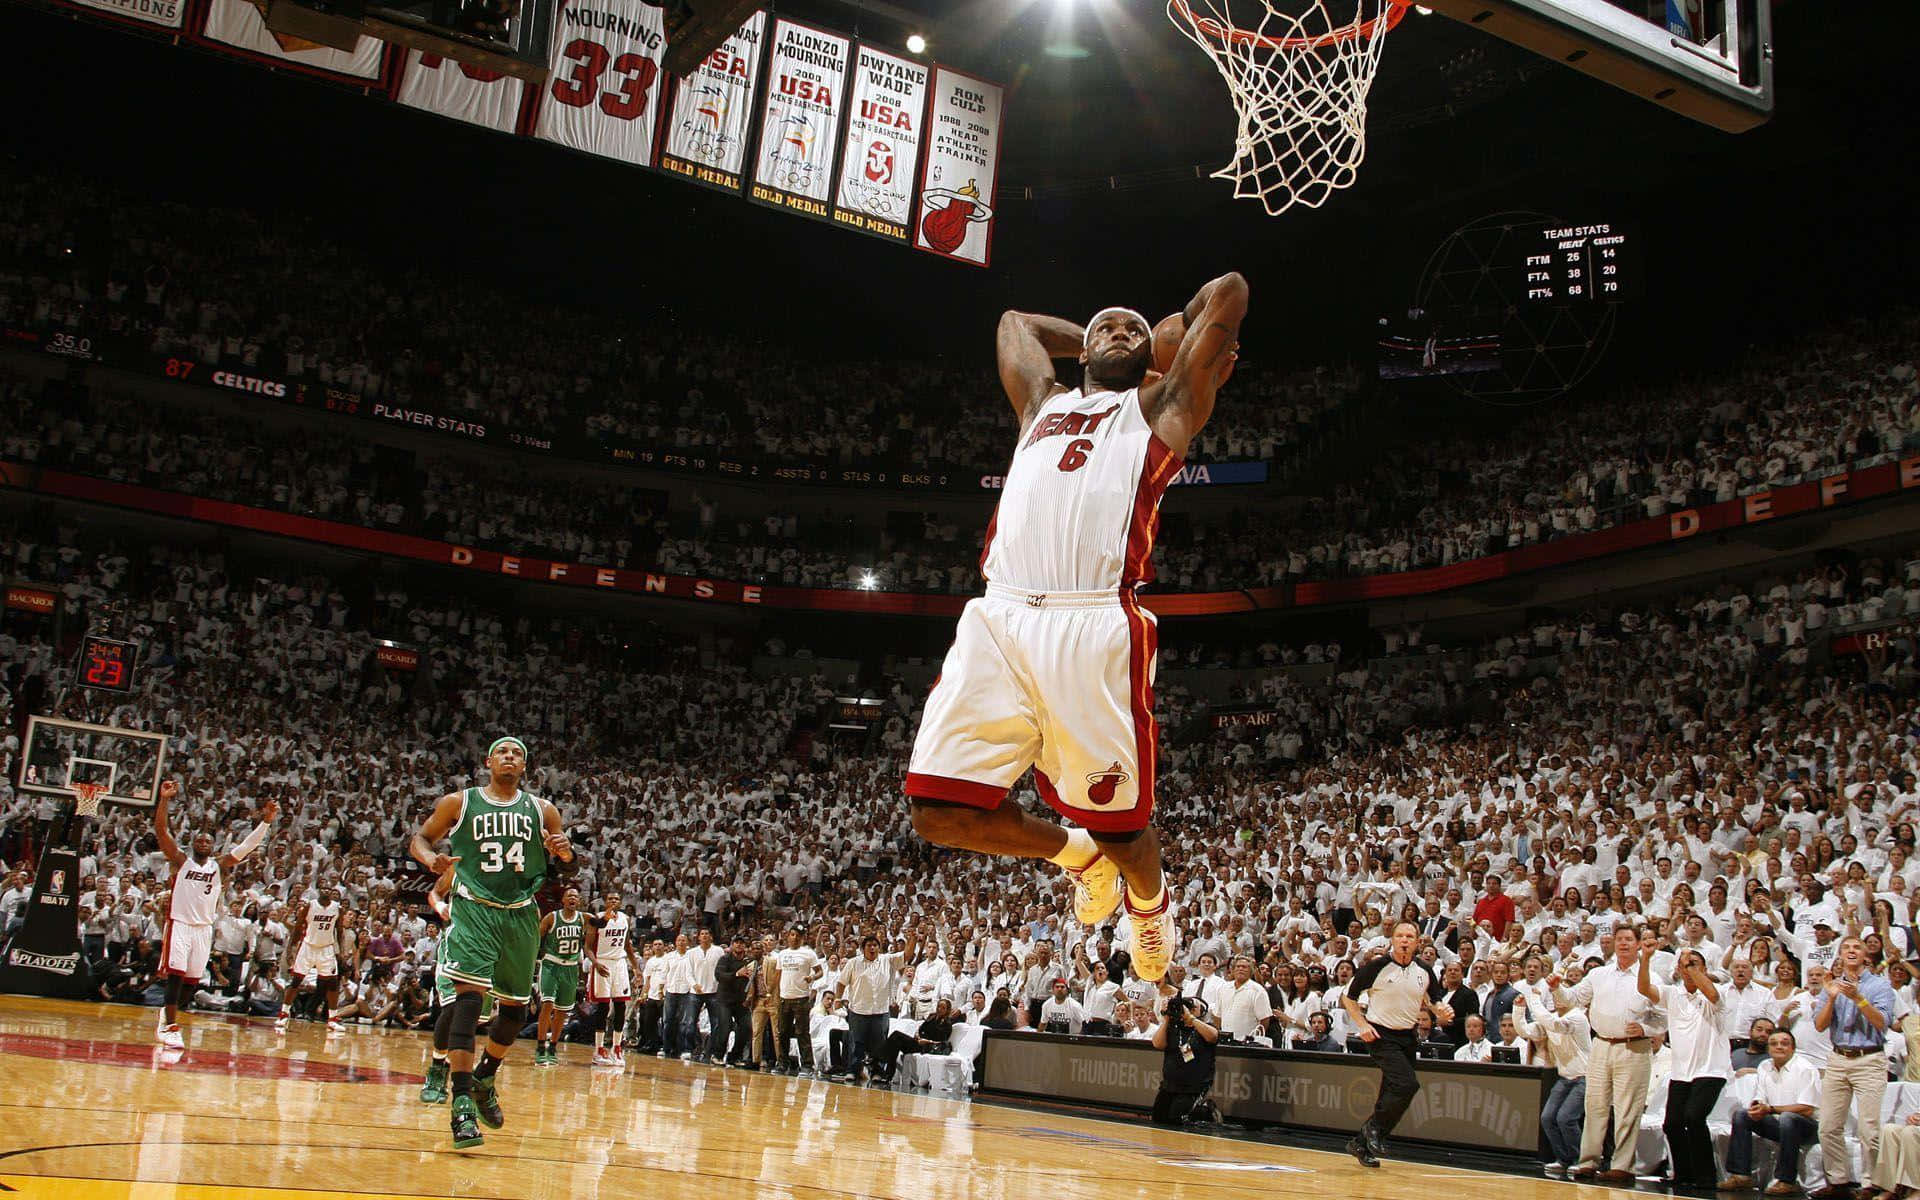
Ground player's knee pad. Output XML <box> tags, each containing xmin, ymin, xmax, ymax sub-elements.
<box><xmin>608</xmin><ymin>999</ymin><xmax>628</xmax><ymax>1029</ymax></box>
<box><xmin>447</xmin><ymin>988</ymin><xmax>486</xmax><ymax>1052</ymax></box>
<box><xmin>163</xmin><ymin>975</ymin><xmax>184</xmax><ymax>1005</ymax></box>
<box><xmin>432</xmin><ymin>999</ymin><xmax>457</xmax><ymax>1050</ymax></box>
<box><xmin>488</xmin><ymin>1003</ymin><xmax>527</xmax><ymax>1047</ymax></box>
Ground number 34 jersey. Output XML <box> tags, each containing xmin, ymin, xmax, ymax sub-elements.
<box><xmin>980</xmin><ymin>388</ymin><xmax>1183</xmax><ymax>594</ymax></box>
<box><xmin>449</xmin><ymin>788</ymin><xmax>549</xmax><ymax>908</ymax></box>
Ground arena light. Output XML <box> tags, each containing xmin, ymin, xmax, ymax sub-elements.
<box><xmin>906</xmin><ymin>33</ymin><xmax>927</xmax><ymax>53</ymax></box>
<box><xmin>859</xmin><ymin>571</ymin><xmax>879</xmax><ymax>590</ymax></box>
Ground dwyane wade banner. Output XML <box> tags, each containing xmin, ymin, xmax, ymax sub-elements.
<box><xmin>913</xmin><ymin>65</ymin><xmax>1005</xmax><ymax>268</ymax></box>
<box><xmin>396</xmin><ymin>49</ymin><xmax>527</xmax><ymax>134</ymax></box>
<box><xmin>749</xmin><ymin>18</ymin><xmax>850</xmax><ymax>221</ymax></box>
<box><xmin>830</xmin><ymin>43</ymin><xmax>929</xmax><ymax>244</ymax></box>
<box><xmin>535</xmin><ymin>0</ymin><xmax>669</xmax><ymax>167</ymax></box>
<box><xmin>201</xmin><ymin>0</ymin><xmax>387</xmax><ymax>82</ymax></box>
<box><xmin>657</xmin><ymin>10</ymin><xmax>766</xmax><ymax>194</ymax></box>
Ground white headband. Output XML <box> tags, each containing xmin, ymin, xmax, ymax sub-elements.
<box><xmin>1085</xmin><ymin>307</ymin><xmax>1150</xmax><ymax>346</ymax></box>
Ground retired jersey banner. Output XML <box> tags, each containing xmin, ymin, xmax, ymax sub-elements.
<box><xmin>201</xmin><ymin>0</ymin><xmax>387</xmax><ymax>82</ymax></box>
<box><xmin>658</xmin><ymin>11</ymin><xmax>767</xmax><ymax>194</ymax></box>
<box><xmin>535</xmin><ymin>0</ymin><xmax>669</xmax><ymax>167</ymax></box>
<box><xmin>913</xmin><ymin>65</ymin><xmax>1004</xmax><ymax>268</ymax></box>
<box><xmin>396</xmin><ymin>50</ymin><xmax>527</xmax><ymax>134</ymax></box>
<box><xmin>749</xmin><ymin>18</ymin><xmax>851</xmax><ymax>221</ymax></box>
<box><xmin>62</xmin><ymin>0</ymin><xmax>185</xmax><ymax>29</ymax></box>
<box><xmin>830</xmin><ymin>44</ymin><xmax>928</xmax><ymax>243</ymax></box>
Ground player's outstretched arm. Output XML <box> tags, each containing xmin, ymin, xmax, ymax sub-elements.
<box><xmin>409</xmin><ymin>791</ymin><xmax>465</xmax><ymax>875</ymax></box>
<box><xmin>996</xmin><ymin>311</ymin><xmax>1082</xmax><ymax>425</ymax></box>
<box><xmin>218</xmin><ymin>801</ymin><xmax>279</xmax><ymax>871</ymax></box>
<box><xmin>153</xmin><ymin>780</ymin><xmax>186</xmax><ymax>869</ymax></box>
<box><xmin>1142</xmin><ymin>272</ymin><xmax>1249</xmax><ymax>446</ymax></box>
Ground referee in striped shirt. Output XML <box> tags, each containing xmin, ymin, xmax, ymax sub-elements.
<box><xmin>1340</xmin><ymin>923</ymin><xmax>1454</xmax><ymax>1167</ymax></box>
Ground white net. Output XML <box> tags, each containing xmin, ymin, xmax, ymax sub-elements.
<box><xmin>71</xmin><ymin>782</ymin><xmax>106</xmax><ymax>819</ymax></box>
<box><xmin>1168</xmin><ymin>0</ymin><xmax>1406</xmax><ymax>215</ymax></box>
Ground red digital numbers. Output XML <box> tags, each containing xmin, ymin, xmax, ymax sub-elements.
<box><xmin>550</xmin><ymin>38</ymin><xmax>658</xmax><ymax>121</ymax></box>
<box><xmin>164</xmin><ymin>358</ymin><xmax>196</xmax><ymax>380</ymax></box>
<box><xmin>417</xmin><ymin>51</ymin><xmax>509</xmax><ymax>84</ymax></box>
<box><xmin>86</xmin><ymin>648</ymin><xmax>125</xmax><ymax>688</ymax></box>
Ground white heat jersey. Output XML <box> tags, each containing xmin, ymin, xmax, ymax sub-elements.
<box><xmin>980</xmin><ymin>387</ymin><xmax>1182</xmax><ymax>593</ymax></box>
<box><xmin>301</xmin><ymin>900</ymin><xmax>342</xmax><ymax>952</ymax></box>
<box><xmin>595</xmin><ymin>912</ymin><xmax>630</xmax><ymax>959</ymax></box>
<box><xmin>169</xmin><ymin>858</ymin><xmax>224</xmax><ymax>927</ymax></box>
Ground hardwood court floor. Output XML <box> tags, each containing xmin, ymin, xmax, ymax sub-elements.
<box><xmin>0</xmin><ymin>996</ymin><xmax>1586</xmax><ymax>1200</ymax></box>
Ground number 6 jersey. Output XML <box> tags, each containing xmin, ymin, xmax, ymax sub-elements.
<box><xmin>448</xmin><ymin>788</ymin><xmax>549</xmax><ymax>908</ymax></box>
<box><xmin>980</xmin><ymin>388</ymin><xmax>1182</xmax><ymax>594</ymax></box>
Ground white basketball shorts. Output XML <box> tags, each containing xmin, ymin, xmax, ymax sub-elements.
<box><xmin>589</xmin><ymin>959</ymin><xmax>632</xmax><ymax>1002</ymax></box>
<box><xmin>292</xmin><ymin>944</ymin><xmax>340</xmax><ymax>980</ymax></box>
<box><xmin>163</xmin><ymin>921</ymin><xmax>213</xmax><ymax>983</ymax></box>
<box><xmin>905</xmin><ymin>584</ymin><xmax>1158</xmax><ymax>834</ymax></box>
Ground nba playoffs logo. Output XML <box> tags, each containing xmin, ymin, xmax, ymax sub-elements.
<box><xmin>1085</xmin><ymin>763</ymin><xmax>1130</xmax><ymax>806</ymax></box>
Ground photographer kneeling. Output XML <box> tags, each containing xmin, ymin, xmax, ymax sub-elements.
<box><xmin>1151</xmin><ymin>992</ymin><xmax>1220</xmax><ymax>1126</ymax></box>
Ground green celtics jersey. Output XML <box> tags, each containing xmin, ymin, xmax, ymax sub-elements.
<box><xmin>542</xmin><ymin>910</ymin><xmax>584</xmax><ymax>966</ymax></box>
<box><xmin>448</xmin><ymin>787</ymin><xmax>547</xmax><ymax>907</ymax></box>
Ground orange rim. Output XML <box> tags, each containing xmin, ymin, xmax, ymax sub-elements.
<box><xmin>1168</xmin><ymin>0</ymin><xmax>1408</xmax><ymax>50</ymax></box>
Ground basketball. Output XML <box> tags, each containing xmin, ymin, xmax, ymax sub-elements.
<box><xmin>1151</xmin><ymin>312</ymin><xmax>1183</xmax><ymax>374</ymax></box>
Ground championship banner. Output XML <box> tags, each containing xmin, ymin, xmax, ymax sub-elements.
<box><xmin>749</xmin><ymin>18</ymin><xmax>851</xmax><ymax>221</ymax></box>
<box><xmin>201</xmin><ymin>0</ymin><xmax>388</xmax><ymax>83</ymax></box>
<box><xmin>912</xmin><ymin>65</ymin><xmax>1004</xmax><ymax>267</ymax></box>
<box><xmin>657</xmin><ymin>11</ymin><xmax>767</xmax><ymax>194</ymax></box>
<box><xmin>60</xmin><ymin>0</ymin><xmax>185</xmax><ymax>29</ymax></box>
<box><xmin>830</xmin><ymin>44</ymin><xmax>929</xmax><ymax>243</ymax></box>
<box><xmin>0</xmin><ymin>847</ymin><xmax>91</xmax><ymax>1000</ymax></box>
<box><xmin>534</xmin><ymin>0</ymin><xmax>669</xmax><ymax>167</ymax></box>
<box><xmin>396</xmin><ymin>49</ymin><xmax>527</xmax><ymax>134</ymax></box>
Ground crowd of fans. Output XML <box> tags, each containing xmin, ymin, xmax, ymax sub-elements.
<box><xmin>0</xmin><ymin>168</ymin><xmax>1353</xmax><ymax>476</ymax></box>
<box><xmin>6</xmin><ymin>468</ymin><xmax>1920</xmax><ymax>1181</ymax></box>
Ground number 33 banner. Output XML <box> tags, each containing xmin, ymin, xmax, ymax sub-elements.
<box><xmin>534</xmin><ymin>0</ymin><xmax>668</xmax><ymax>166</ymax></box>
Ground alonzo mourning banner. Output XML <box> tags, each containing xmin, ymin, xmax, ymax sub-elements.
<box><xmin>913</xmin><ymin>65</ymin><xmax>1005</xmax><ymax>268</ymax></box>
<box><xmin>831</xmin><ymin>44</ymin><xmax>929</xmax><ymax>244</ymax></box>
<box><xmin>200</xmin><ymin>0</ymin><xmax>387</xmax><ymax>82</ymax></box>
<box><xmin>657</xmin><ymin>11</ymin><xmax>767</xmax><ymax>194</ymax></box>
<box><xmin>396</xmin><ymin>49</ymin><xmax>527</xmax><ymax>134</ymax></box>
<box><xmin>535</xmin><ymin>0</ymin><xmax>669</xmax><ymax>167</ymax></box>
<box><xmin>749</xmin><ymin>18</ymin><xmax>851</xmax><ymax>221</ymax></box>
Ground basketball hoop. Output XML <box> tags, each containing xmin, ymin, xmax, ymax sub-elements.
<box><xmin>70</xmin><ymin>781</ymin><xmax>107</xmax><ymax>819</ymax></box>
<box><xmin>1168</xmin><ymin>0</ymin><xmax>1408</xmax><ymax>215</ymax></box>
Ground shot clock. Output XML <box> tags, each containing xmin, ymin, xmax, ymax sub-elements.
<box><xmin>78</xmin><ymin>635</ymin><xmax>139</xmax><ymax>693</ymax></box>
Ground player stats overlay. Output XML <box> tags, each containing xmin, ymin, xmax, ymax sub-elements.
<box><xmin>831</xmin><ymin>44</ymin><xmax>929</xmax><ymax>244</ymax></box>
<box><xmin>396</xmin><ymin>49</ymin><xmax>528</xmax><ymax>134</ymax></box>
<box><xmin>749</xmin><ymin>18</ymin><xmax>851</xmax><ymax>222</ymax></box>
<box><xmin>657</xmin><ymin>11</ymin><xmax>767</xmax><ymax>194</ymax></box>
<box><xmin>913</xmin><ymin>65</ymin><xmax>1004</xmax><ymax>268</ymax></box>
<box><xmin>534</xmin><ymin>0</ymin><xmax>670</xmax><ymax>168</ymax></box>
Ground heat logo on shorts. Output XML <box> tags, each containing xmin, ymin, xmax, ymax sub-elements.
<box><xmin>1085</xmin><ymin>763</ymin><xmax>1130</xmax><ymax>806</ymax></box>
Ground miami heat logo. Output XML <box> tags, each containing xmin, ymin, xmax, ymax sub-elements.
<box><xmin>1085</xmin><ymin>762</ymin><xmax>1131</xmax><ymax>807</ymax></box>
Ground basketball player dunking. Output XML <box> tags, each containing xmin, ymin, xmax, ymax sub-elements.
<box><xmin>410</xmin><ymin>736</ymin><xmax>572</xmax><ymax>1150</ymax></box>
<box><xmin>905</xmin><ymin>273</ymin><xmax>1249</xmax><ymax>981</ymax></box>
<box><xmin>152</xmin><ymin>780</ymin><xmax>279</xmax><ymax>1048</ymax></box>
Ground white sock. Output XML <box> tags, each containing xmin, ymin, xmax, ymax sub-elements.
<box><xmin>1125</xmin><ymin>884</ymin><xmax>1165</xmax><ymax>914</ymax></box>
<box><xmin>593</xmin><ymin>1032</ymin><xmax>604</xmax><ymax>1052</ymax></box>
<box><xmin>1046</xmin><ymin>827</ymin><xmax>1099</xmax><ymax>871</ymax></box>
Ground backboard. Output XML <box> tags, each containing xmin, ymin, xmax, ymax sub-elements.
<box><xmin>1418</xmin><ymin>0</ymin><xmax>1772</xmax><ymax>132</ymax></box>
<box><xmin>18</xmin><ymin>715</ymin><xmax>169</xmax><ymax>810</ymax></box>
